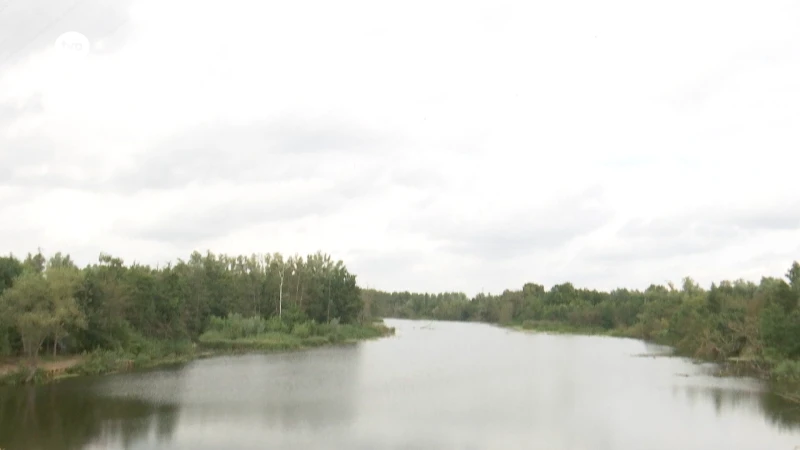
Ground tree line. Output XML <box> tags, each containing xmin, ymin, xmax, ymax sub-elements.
<box><xmin>0</xmin><ymin>250</ymin><xmax>365</xmax><ymax>363</ymax></box>
<box><xmin>365</xmin><ymin>262</ymin><xmax>800</xmax><ymax>377</ymax></box>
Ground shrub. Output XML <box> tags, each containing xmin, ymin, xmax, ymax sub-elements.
<box><xmin>291</xmin><ymin>322</ymin><xmax>312</xmax><ymax>339</ymax></box>
<box><xmin>772</xmin><ymin>360</ymin><xmax>800</xmax><ymax>381</ymax></box>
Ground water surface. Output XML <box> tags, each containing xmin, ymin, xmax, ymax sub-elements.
<box><xmin>2</xmin><ymin>319</ymin><xmax>800</xmax><ymax>449</ymax></box>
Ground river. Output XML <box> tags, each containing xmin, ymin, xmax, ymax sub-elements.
<box><xmin>1</xmin><ymin>319</ymin><xmax>800</xmax><ymax>449</ymax></box>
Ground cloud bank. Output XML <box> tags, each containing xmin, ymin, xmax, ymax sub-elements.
<box><xmin>1</xmin><ymin>0</ymin><xmax>799</xmax><ymax>295</ymax></box>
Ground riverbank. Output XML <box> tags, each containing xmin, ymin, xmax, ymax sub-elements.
<box><xmin>510</xmin><ymin>320</ymin><xmax>629</xmax><ymax>337</ymax></box>
<box><xmin>0</xmin><ymin>321</ymin><xmax>395</xmax><ymax>386</ymax></box>
<box><xmin>506</xmin><ymin>319</ymin><xmax>800</xmax><ymax>397</ymax></box>
<box><xmin>198</xmin><ymin>320</ymin><xmax>395</xmax><ymax>350</ymax></box>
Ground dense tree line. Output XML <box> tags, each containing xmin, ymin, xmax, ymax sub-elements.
<box><xmin>0</xmin><ymin>250</ymin><xmax>364</xmax><ymax>362</ymax></box>
<box><xmin>366</xmin><ymin>262</ymin><xmax>800</xmax><ymax>376</ymax></box>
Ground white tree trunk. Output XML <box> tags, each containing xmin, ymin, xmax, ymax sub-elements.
<box><xmin>278</xmin><ymin>268</ymin><xmax>284</xmax><ymax>318</ymax></box>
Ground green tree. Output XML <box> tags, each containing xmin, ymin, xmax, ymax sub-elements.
<box><xmin>787</xmin><ymin>261</ymin><xmax>800</xmax><ymax>292</ymax></box>
<box><xmin>46</xmin><ymin>265</ymin><xmax>87</xmax><ymax>356</ymax></box>
<box><xmin>0</xmin><ymin>254</ymin><xmax>23</xmax><ymax>296</ymax></box>
<box><xmin>0</xmin><ymin>272</ymin><xmax>53</xmax><ymax>364</ymax></box>
<box><xmin>22</xmin><ymin>250</ymin><xmax>46</xmax><ymax>274</ymax></box>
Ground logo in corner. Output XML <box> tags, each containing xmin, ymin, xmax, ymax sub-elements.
<box><xmin>54</xmin><ymin>31</ymin><xmax>90</xmax><ymax>58</ymax></box>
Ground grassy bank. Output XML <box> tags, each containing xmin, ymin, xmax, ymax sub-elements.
<box><xmin>511</xmin><ymin>320</ymin><xmax>628</xmax><ymax>337</ymax></box>
<box><xmin>0</xmin><ymin>319</ymin><xmax>394</xmax><ymax>386</ymax></box>
<box><xmin>198</xmin><ymin>320</ymin><xmax>394</xmax><ymax>351</ymax></box>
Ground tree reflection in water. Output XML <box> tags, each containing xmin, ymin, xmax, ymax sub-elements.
<box><xmin>0</xmin><ymin>383</ymin><xmax>179</xmax><ymax>450</ymax></box>
<box><xmin>673</xmin><ymin>383</ymin><xmax>800</xmax><ymax>432</ymax></box>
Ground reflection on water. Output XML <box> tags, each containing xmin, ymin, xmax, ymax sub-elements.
<box><xmin>0</xmin><ymin>382</ymin><xmax>180</xmax><ymax>449</ymax></box>
<box><xmin>2</xmin><ymin>319</ymin><xmax>800</xmax><ymax>450</ymax></box>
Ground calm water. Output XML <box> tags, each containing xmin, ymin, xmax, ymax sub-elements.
<box><xmin>2</xmin><ymin>319</ymin><xmax>800</xmax><ymax>450</ymax></box>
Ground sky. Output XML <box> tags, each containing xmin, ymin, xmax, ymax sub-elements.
<box><xmin>0</xmin><ymin>0</ymin><xmax>799</xmax><ymax>296</ymax></box>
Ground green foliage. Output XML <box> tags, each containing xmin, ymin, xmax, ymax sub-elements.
<box><xmin>0</xmin><ymin>249</ymin><xmax>367</xmax><ymax>361</ymax></box>
<box><xmin>0</xmin><ymin>254</ymin><xmax>23</xmax><ymax>296</ymax></box>
<box><xmin>1</xmin><ymin>272</ymin><xmax>56</xmax><ymax>361</ymax></box>
<box><xmin>70</xmin><ymin>337</ymin><xmax>196</xmax><ymax>376</ymax></box>
<box><xmin>0</xmin><ymin>328</ymin><xmax>10</xmax><ymax>356</ymax></box>
<box><xmin>207</xmin><ymin>314</ymin><xmax>270</xmax><ymax>339</ymax></box>
<box><xmin>291</xmin><ymin>322</ymin><xmax>312</xmax><ymax>339</ymax></box>
<box><xmin>0</xmin><ymin>367</ymin><xmax>47</xmax><ymax>386</ymax></box>
<box><xmin>519</xmin><ymin>320</ymin><xmax>610</xmax><ymax>335</ymax></box>
<box><xmin>22</xmin><ymin>250</ymin><xmax>46</xmax><ymax>275</ymax></box>
<box><xmin>772</xmin><ymin>360</ymin><xmax>800</xmax><ymax>381</ymax></box>
<box><xmin>0</xmin><ymin>248</ymin><xmax>375</xmax><ymax>384</ymax></box>
<box><xmin>282</xmin><ymin>304</ymin><xmax>310</xmax><ymax>329</ymax></box>
<box><xmin>761</xmin><ymin>305</ymin><xmax>800</xmax><ymax>358</ymax></box>
<box><xmin>197</xmin><ymin>314</ymin><xmax>392</xmax><ymax>351</ymax></box>
<box><xmin>72</xmin><ymin>350</ymin><xmax>131</xmax><ymax>376</ymax></box>
<box><xmin>787</xmin><ymin>262</ymin><xmax>800</xmax><ymax>291</ymax></box>
<box><xmin>760</xmin><ymin>277</ymin><xmax>798</xmax><ymax>314</ymax></box>
<box><xmin>0</xmin><ymin>263</ymin><xmax>87</xmax><ymax>363</ymax></box>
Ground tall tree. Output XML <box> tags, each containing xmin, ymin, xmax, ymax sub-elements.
<box><xmin>46</xmin><ymin>265</ymin><xmax>86</xmax><ymax>356</ymax></box>
<box><xmin>0</xmin><ymin>255</ymin><xmax>23</xmax><ymax>296</ymax></box>
<box><xmin>0</xmin><ymin>272</ymin><xmax>53</xmax><ymax>366</ymax></box>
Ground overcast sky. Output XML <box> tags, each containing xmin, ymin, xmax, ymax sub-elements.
<box><xmin>0</xmin><ymin>0</ymin><xmax>798</xmax><ymax>296</ymax></box>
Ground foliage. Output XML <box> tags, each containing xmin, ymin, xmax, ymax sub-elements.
<box><xmin>198</xmin><ymin>313</ymin><xmax>392</xmax><ymax>351</ymax></box>
<box><xmin>0</xmin><ymin>250</ymin><xmax>364</xmax><ymax>362</ymax></box>
<box><xmin>0</xmin><ymin>264</ymin><xmax>85</xmax><ymax>363</ymax></box>
<box><xmin>69</xmin><ymin>338</ymin><xmax>196</xmax><ymax>376</ymax></box>
<box><xmin>0</xmin><ymin>367</ymin><xmax>47</xmax><ymax>386</ymax></box>
<box><xmin>771</xmin><ymin>360</ymin><xmax>800</xmax><ymax>382</ymax></box>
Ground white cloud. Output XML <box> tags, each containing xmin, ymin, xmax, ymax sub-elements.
<box><xmin>1</xmin><ymin>0</ymin><xmax>799</xmax><ymax>295</ymax></box>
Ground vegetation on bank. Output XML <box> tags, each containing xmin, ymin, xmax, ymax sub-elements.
<box><xmin>515</xmin><ymin>320</ymin><xmax>623</xmax><ymax>336</ymax></box>
<box><xmin>0</xmin><ymin>249</ymin><xmax>388</xmax><ymax>385</ymax></box>
<box><xmin>365</xmin><ymin>261</ymin><xmax>800</xmax><ymax>383</ymax></box>
<box><xmin>198</xmin><ymin>313</ymin><xmax>393</xmax><ymax>350</ymax></box>
<box><xmin>0</xmin><ymin>319</ymin><xmax>394</xmax><ymax>385</ymax></box>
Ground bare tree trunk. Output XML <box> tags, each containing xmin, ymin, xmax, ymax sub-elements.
<box><xmin>279</xmin><ymin>269</ymin><xmax>284</xmax><ymax>319</ymax></box>
<box><xmin>25</xmin><ymin>337</ymin><xmax>45</xmax><ymax>383</ymax></box>
<box><xmin>295</xmin><ymin>276</ymin><xmax>300</xmax><ymax>308</ymax></box>
<box><xmin>327</xmin><ymin>277</ymin><xmax>332</xmax><ymax>323</ymax></box>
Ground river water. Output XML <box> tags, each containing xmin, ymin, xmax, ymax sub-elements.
<box><xmin>2</xmin><ymin>319</ymin><xmax>800</xmax><ymax>450</ymax></box>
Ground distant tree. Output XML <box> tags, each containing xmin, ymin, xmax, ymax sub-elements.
<box><xmin>787</xmin><ymin>261</ymin><xmax>800</xmax><ymax>291</ymax></box>
<box><xmin>0</xmin><ymin>254</ymin><xmax>23</xmax><ymax>295</ymax></box>
<box><xmin>47</xmin><ymin>252</ymin><xmax>77</xmax><ymax>270</ymax></box>
<box><xmin>22</xmin><ymin>250</ymin><xmax>46</xmax><ymax>274</ymax></box>
<box><xmin>707</xmin><ymin>283</ymin><xmax>721</xmax><ymax>314</ymax></box>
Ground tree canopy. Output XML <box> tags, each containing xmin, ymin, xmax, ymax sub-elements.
<box><xmin>0</xmin><ymin>250</ymin><xmax>363</xmax><ymax>362</ymax></box>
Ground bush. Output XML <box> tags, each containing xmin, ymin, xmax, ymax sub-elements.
<box><xmin>197</xmin><ymin>316</ymin><xmax>393</xmax><ymax>351</ymax></box>
<box><xmin>207</xmin><ymin>313</ymin><xmax>270</xmax><ymax>339</ymax></box>
<box><xmin>291</xmin><ymin>322</ymin><xmax>312</xmax><ymax>339</ymax></box>
<box><xmin>266</xmin><ymin>316</ymin><xmax>289</xmax><ymax>333</ymax></box>
<box><xmin>72</xmin><ymin>350</ymin><xmax>131</xmax><ymax>376</ymax></box>
<box><xmin>0</xmin><ymin>367</ymin><xmax>47</xmax><ymax>386</ymax></box>
<box><xmin>772</xmin><ymin>360</ymin><xmax>800</xmax><ymax>381</ymax></box>
<box><xmin>282</xmin><ymin>305</ymin><xmax>309</xmax><ymax>329</ymax></box>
